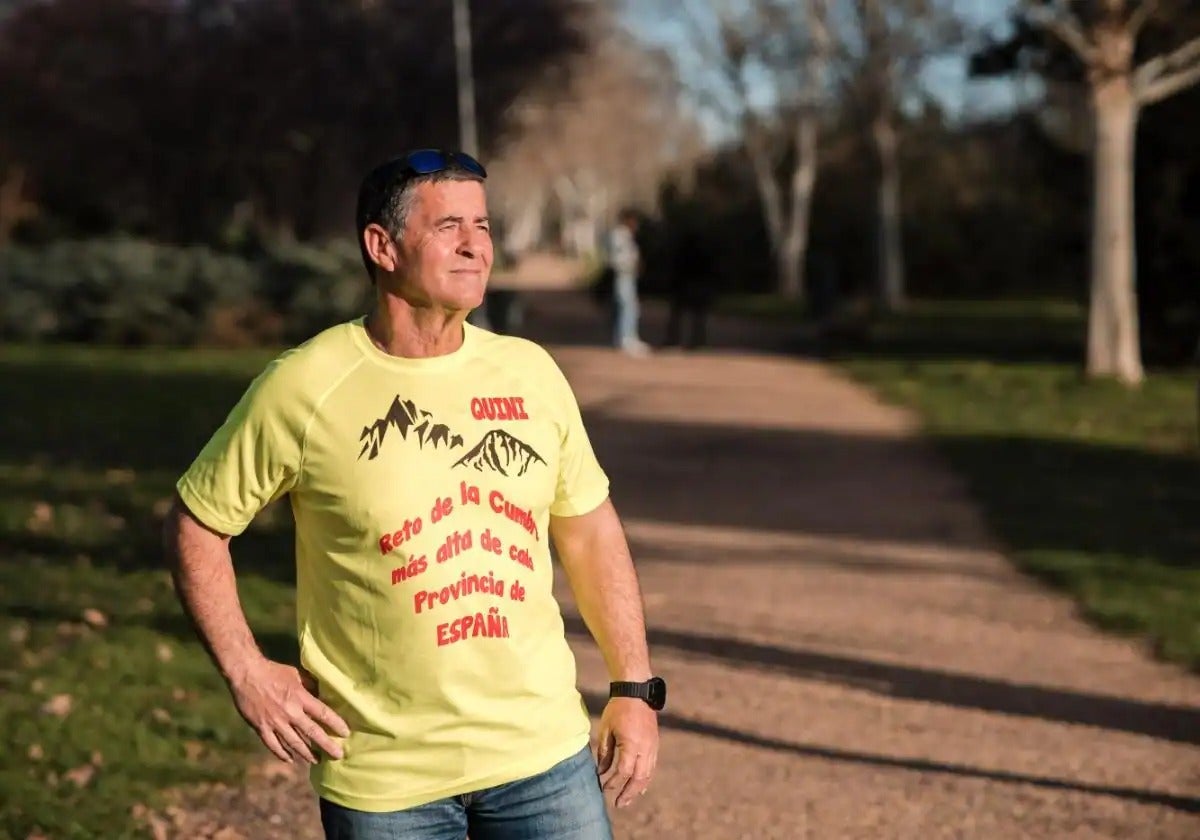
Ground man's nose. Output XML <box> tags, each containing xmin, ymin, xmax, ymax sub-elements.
<box><xmin>458</xmin><ymin>229</ymin><xmax>487</xmax><ymax>258</ymax></box>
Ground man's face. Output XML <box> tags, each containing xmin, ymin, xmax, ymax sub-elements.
<box><xmin>389</xmin><ymin>179</ymin><xmax>492</xmax><ymax>311</ymax></box>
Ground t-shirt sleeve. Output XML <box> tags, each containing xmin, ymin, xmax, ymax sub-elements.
<box><xmin>175</xmin><ymin>358</ymin><xmax>307</xmax><ymax>536</ymax></box>
<box><xmin>546</xmin><ymin>357</ymin><xmax>610</xmax><ymax>518</ymax></box>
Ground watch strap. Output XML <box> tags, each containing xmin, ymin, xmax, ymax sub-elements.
<box><xmin>609</xmin><ymin>681</ymin><xmax>651</xmax><ymax>700</ymax></box>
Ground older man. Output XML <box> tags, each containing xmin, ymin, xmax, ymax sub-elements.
<box><xmin>164</xmin><ymin>149</ymin><xmax>664</xmax><ymax>840</ymax></box>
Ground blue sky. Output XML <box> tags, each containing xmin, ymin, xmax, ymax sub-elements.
<box><xmin>623</xmin><ymin>0</ymin><xmax>1026</xmax><ymax>136</ymax></box>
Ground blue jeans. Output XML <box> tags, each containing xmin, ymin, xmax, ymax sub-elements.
<box><xmin>319</xmin><ymin>747</ymin><xmax>612</xmax><ymax>840</ymax></box>
<box><xmin>612</xmin><ymin>272</ymin><xmax>640</xmax><ymax>348</ymax></box>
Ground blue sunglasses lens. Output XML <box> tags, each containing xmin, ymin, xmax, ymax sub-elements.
<box><xmin>405</xmin><ymin>149</ymin><xmax>448</xmax><ymax>174</ymax></box>
<box><xmin>402</xmin><ymin>149</ymin><xmax>487</xmax><ymax>178</ymax></box>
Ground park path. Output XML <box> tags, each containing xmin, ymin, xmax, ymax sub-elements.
<box><xmin>164</xmin><ymin>292</ymin><xmax>1200</xmax><ymax>839</ymax></box>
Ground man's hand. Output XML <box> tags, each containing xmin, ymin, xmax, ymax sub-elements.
<box><xmin>596</xmin><ymin>698</ymin><xmax>659</xmax><ymax>808</ymax></box>
<box><xmin>228</xmin><ymin>659</ymin><xmax>350</xmax><ymax>765</ymax></box>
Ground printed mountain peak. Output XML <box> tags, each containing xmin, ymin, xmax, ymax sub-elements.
<box><xmin>454</xmin><ymin>430</ymin><xmax>546</xmax><ymax>476</ymax></box>
<box><xmin>359</xmin><ymin>396</ymin><xmax>464</xmax><ymax>460</ymax></box>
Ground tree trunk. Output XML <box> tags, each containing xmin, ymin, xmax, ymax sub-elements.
<box><xmin>503</xmin><ymin>198</ymin><xmax>544</xmax><ymax>256</ymax></box>
<box><xmin>0</xmin><ymin>167</ymin><xmax>36</xmax><ymax>245</ymax></box>
<box><xmin>744</xmin><ymin>125</ymin><xmax>791</xmax><ymax>297</ymax></box>
<box><xmin>1088</xmin><ymin>74</ymin><xmax>1143</xmax><ymax>385</ymax></box>
<box><xmin>873</xmin><ymin>110</ymin><xmax>905</xmax><ymax>311</ymax></box>
<box><xmin>779</xmin><ymin>116</ymin><xmax>819</xmax><ymax>302</ymax></box>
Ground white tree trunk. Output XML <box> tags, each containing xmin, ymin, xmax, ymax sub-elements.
<box><xmin>503</xmin><ymin>199</ymin><xmax>545</xmax><ymax>256</ymax></box>
<box><xmin>1088</xmin><ymin>76</ymin><xmax>1144</xmax><ymax>384</ymax></box>
<box><xmin>873</xmin><ymin>111</ymin><xmax>905</xmax><ymax>311</ymax></box>
<box><xmin>779</xmin><ymin>117</ymin><xmax>819</xmax><ymax>302</ymax></box>
<box><xmin>744</xmin><ymin>126</ymin><xmax>790</xmax><ymax>294</ymax></box>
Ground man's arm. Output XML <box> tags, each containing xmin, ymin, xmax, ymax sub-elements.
<box><xmin>550</xmin><ymin>498</ymin><xmax>658</xmax><ymax>808</ymax></box>
<box><xmin>163</xmin><ymin>496</ymin><xmax>348</xmax><ymax>764</ymax></box>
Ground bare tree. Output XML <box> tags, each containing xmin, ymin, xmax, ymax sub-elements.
<box><xmin>671</xmin><ymin>0</ymin><xmax>833</xmax><ymax>301</ymax></box>
<box><xmin>845</xmin><ymin>0</ymin><xmax>958</xmax><ymax>311</ymax></box>
<box><xmin>1027</xmin><ymin>0</ymin><xmax>1200</xmax><ymax>385</ymax></box>
<box><xmin>489</xmin><ymin>12</ymin><xmax>698</xmax><ymax>258</ymax></box>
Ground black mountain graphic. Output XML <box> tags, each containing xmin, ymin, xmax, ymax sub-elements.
<box><xmin>359</xmin><ymin>396</ymin><xmax>464</xmax><ymax>460</ymax></box>
<box><xmin>453</xmin><ymin>430</ymin><xmax>546</xmax><ymax>476</ymax></box>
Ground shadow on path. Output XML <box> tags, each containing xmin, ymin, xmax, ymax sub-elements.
<box><xmin>565</xmin><ymin>617</ymin><xmax>1200</xmax><ymax>746</ymax></box>
<box><xmin>578</xmin><ymin>691</ymin><xmax>1200</xmax><ymax>814</ymax></box>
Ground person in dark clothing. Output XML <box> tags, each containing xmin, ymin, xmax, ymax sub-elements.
<box><xmin>664</xmin><ymin>221</ymin><xmax>716</xmax><ymax>350</ymax></box>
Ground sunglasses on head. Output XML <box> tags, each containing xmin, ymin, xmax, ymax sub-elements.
<box><xmin>381</xmin><ymin>149</ymin><xmax>488</xmax><ymax>182</ymax></box>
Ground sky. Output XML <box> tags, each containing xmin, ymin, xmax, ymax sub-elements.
<box><xmin>622</xmin><ymin>0</ymin><xmax>1029</xmax><ymax>140</ymax></box>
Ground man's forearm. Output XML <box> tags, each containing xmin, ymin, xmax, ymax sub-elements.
<box><xmin>552</xmin><ymin>500</ymin><xmax>652</xmax><ymax>682</ymax></box>
<box><xmin>164</xmin><ymin>501</ymin><xmax>265</xmax><ymax>685</ymax></box>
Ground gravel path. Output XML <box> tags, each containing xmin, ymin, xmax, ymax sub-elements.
<box><xmin>163</xmin><ymin>295</ymin><xmax>1200</xmax><ymax>839</ymax></box>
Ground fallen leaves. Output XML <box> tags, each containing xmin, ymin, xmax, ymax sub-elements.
<box><xmin>39</xmin><ymin>693</ymin><xmax>72</xmax><ymax>718</ymax></box>
<box><xmin>64</xmin><ymin>763</ymin><xmax>96</xmax><ymax>788</ymax></box>
<box><xmin>81</xmin><ymin>608</ymin><xmax>108</xmax><ymax>629</ymax></box>
<box><xmin>26</xmin><ymin>502</ymin><xmax>53</xmax><ymax>532</ymax></box>
<box><xmin>184</xmin><ymin>740</ymin><xmax>205</xmax><ymax>762</ymax></box>
<box><xmin>63</xmin><ymin>751</ymin><xmax>105</xmax><ymax>788</ymax></box>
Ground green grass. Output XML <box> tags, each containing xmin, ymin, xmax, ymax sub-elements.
<box><xmin>823</xmin><ymin>300</ymin><xmax>1200</xmax><ymax>669</ymax></box>
<box><xmin>716</xmin><ymin>292</ymin><xmax>810</xmax><ymax>322</ymax></box>
<box><xmin>0</xmin><ymin>344</ymin><xmax>292</xmax><ymax>839</ymax></box>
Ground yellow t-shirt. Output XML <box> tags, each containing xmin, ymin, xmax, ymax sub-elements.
<box><xmin>176</xmin><ymin>319</ymin><xmax>610</xmax><ymax>811</ymax></box>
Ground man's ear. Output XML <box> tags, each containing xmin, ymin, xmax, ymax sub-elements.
<box><xmin>363</xmin><ymin>223</ymin><xmax>398</xmax><ymax>275</ymax></box>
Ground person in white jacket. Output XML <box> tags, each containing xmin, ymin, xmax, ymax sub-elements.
<box><xmin>605</xmin><ymin>208</ymin><xmax>649</xmax><ymax>355</ymax></box>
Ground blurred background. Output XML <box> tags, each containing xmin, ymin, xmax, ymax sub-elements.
<box><xmin>1</xmin><ymin>1</ymin><xmax>1198</xmax><ymax>838</ymax></box>
<box><xmin>0</xmin><ymin>0</ymin><xmax>1197</xmax><ymax>367</ymax></box>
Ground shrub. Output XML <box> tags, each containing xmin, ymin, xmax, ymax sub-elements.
<box><xmin>0</xmin><ymin>238</ymin><xmax>368</xmax><ymax>346</ymax></box>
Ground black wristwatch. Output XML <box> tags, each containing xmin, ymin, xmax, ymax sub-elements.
<box><xmin>609</xmin><ymin>676</ymin><xmax>667</xmax><ymax>711</ymax></box>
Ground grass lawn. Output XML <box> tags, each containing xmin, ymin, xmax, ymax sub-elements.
<box><xmin>818</xmin><ymin>299</ymin><xmax>1200</xmax><ymax>670</ymax></box>
<box><xmin>0</xmin><ymin>344</ymin><xmax>288</xmax><ymax>839</ymax></box>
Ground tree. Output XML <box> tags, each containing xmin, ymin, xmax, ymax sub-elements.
<box><xmin>1025</xmin><ymin>0</ymin><xmax>1200</xmax><ymax>385</ymax></box>
<box><xmin>668</xmin><ymin>0</ymin><xmax>833</xmax><ymax>301</ymax></box>
<box><xmin>843</xmin><ymin>0</ymin><xmax>959</xmax><ymax>311</ymax></box>
<box><xmin>487</xmin><ymin>8</ymin><xmax>697</xmax><ymax>258</ymax></box>
<box><xmin>0</xmin><ymin>0</ymin><xmax>588</xmax><ymax>244</ymax></box>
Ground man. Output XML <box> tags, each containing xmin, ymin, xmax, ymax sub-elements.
<box><xmin>605</xmin><ymin>208</ymin><xmax>649</xmax><ymax>356</ymax></box>
<box><xmin>164</xmin><ymin>149</ymin><xmax>665</xmax><ymax>840</ymax></box>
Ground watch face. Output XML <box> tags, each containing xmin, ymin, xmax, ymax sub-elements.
<box><xmin>647</xmin><ymin>677</ymin><xmax>667</xmax><ymax>711</ymax></box>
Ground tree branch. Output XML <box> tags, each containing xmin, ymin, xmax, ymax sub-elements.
<box><xmin>1026</xmin><ymin>4</ymin><xmax>1098</xmax><ymax>65</ymax></box>
<box><xmin>1138</xmin><ymin>61</ymin><xmax>1200</xmax><ymax>105</ymax></box>
<box><xmin>1134</xmin><ymin>34</ymin><xmax>1200</xmax><ymax>90</ymax></box>
<box><xmin>673</xmin><ymin>0</ymin><xmax>747</xmax><ymax>123</ymax></box>
<box><xmin>1127</xmin><ymin>0</ymin><xmax>1160</xmax><ymax>37</ymax></box>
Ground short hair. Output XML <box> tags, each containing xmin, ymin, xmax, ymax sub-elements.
<box><xmin>355</xmin><ymin>162</ymin><xmax>485</xmax><ymax>281</ymax></box>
